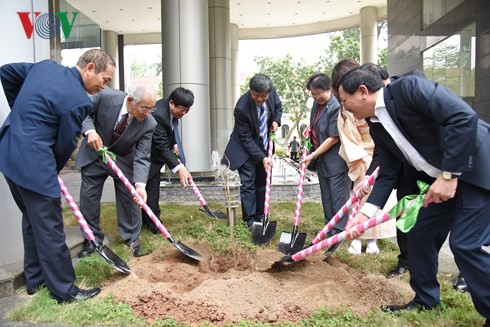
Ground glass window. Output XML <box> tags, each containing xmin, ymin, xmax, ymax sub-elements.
<box><xmin>422</xmin><ymin>0</ymin><xmax>463</xmax><ymax>29</ymax></box>
<box><xmin>423</xmin><ymin>23</ymin><xmax>475</xmax><ymax>106</ymax></box>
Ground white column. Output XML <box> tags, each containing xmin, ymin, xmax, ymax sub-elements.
<box><xmin>0</xmin><ymin>0</ymin><xmax>51</xmax><ymax>266</ymax></box>
<box><xmin>102</xmin><ymin>30</ymin><xmax>119</xmax><ymax>90</ymax></box>
<box><xmin>230</xmin><ymin>23</ymin><xmax>240</xmax><ymax>111</ymax></box>
<box><xmin>209</xmin><ymin>0</ymin><xmax>232</xmax><ymax>156</ymax></box>
<box><xmin>360</xmin><ymin>6</ymin><xmax>378</xmax><ymax>64</ymax></box>
<box><xmin>162</xmin><ymin>0</ymin><xmax>211</xmax><ymax>172</ymax></box>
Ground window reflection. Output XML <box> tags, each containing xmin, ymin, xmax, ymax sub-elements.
<box><xmin>423</xmin><ymin>23</ymin><xmax>475</xmax><ymax>107</ymax></box>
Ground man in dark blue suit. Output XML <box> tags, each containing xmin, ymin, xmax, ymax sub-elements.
<box><xmin>0</xmin><ymin>49</ymin><xmax>115</xmax><ymax>303</ymax></box>
<box><xmin>222</xmin><ymin>74</ymin><xmax>282</xmax><ymax>228</ymax></box>
<box><xmin>340</xmin><ymin>67</ymin><xmax>490</xmax><ymax>324</ymax></box>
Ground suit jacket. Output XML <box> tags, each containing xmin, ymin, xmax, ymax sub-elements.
<box><xmin>0</xmin><ymin>60</ymin><xmax>92</xmax><ymax>197</ymax></box>
<box><xmin>223</xmin><ymin>87</ymin><xmax>282</xmax><ymax>171</ymax></box>
<box><xmin>75</xmin><ymin>88</ymin><xmax>157</xmax><ymax>184</ymax></box>
<box><xmin>367</xmin><ymin>75</ymin><xmax>490</xmax><ymax>207</ymax></box>
<box><xmin>149</xmin><ymin>98</ymin><xmax>180</xmax><ymax>170</ymax></box>
<box><xmin>309</xmin><ymin>95</ymin><xmax>348</xmax><ymax>177</ymax></box>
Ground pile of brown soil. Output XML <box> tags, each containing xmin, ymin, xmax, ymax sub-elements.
<box><xmin>100</xmin><ymin>243</ymin><xmax>412</xmax><ymax>325</ymax></box>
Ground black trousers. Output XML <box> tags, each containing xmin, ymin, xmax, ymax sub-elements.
<box><xmin>408</xmin><ymin>180</ymin><xmax>490</xmax><ymax>320</ymax></box>
<box><xmin>142</xmin><ymin>162</ymin><xmax>163</xmax><ymax>230</ymax></box>
<box><xmin>237</xmin><ymin>157</ymin><xmax>267</xmax><ymax>224</ymax></box>
<box><xmin>6</xmin><ymin>178</ymin><xmax>79</xmax><ymax>301</ymax></box>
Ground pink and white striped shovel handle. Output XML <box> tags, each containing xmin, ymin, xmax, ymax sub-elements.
<box><xmin>103</xmin><ymin>152</ymin><xmax>172</xmax><ymax>239</ymax></box>
<box><xmin>292</xmin><ymin>208</ymin><xmax>391</xmax><ymax>261</ymax></box>
<box><xmin>264</xmin><ymin>136</ymin><xmax>274</xmax><ymax>216</ymax></box>
<box><xmin>311</xmin><ymin>166</ymin><xmax>380</xmax><ymax>244</ymax></box>
<box><xmin>293</xmin><ymin>145</ymin><xmax>309</xmax><ymax>226</ymax></box>
<box><xmin>58</xmin><ymin>176</ymin><xmax>95</xmax><ymax>242</ymax></box>
<box><xmin>188</xmin><ymin>177</ymin><xmax>207</xmax><ymax>206</ymax></box>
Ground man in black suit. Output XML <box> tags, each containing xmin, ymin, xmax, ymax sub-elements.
<box><xmin>222</xmin><ymin>74</ymin><xmax>282</xmax><ymax>228</ymax></box>
<box><xmin>142</xmin><ymin>87</ymin><xmax>194</xmax><ymax>233</ymax></box>
<box><xmin>340</xmin><ymin>67</ymin><xmax>490</xmax><ymax>324</ymax></box>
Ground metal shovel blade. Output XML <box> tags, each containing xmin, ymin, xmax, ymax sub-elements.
<box><xmin>278</xmin><ymin>230</ymin><xmax>307</xmax><ymax>255</ymax></box>
<box><xmin>271</xmin><ymin>254</ymin><xmax>295</xmax><ymax>268</ymax></box>
<box><xmin>95</xmin><ymin>245</ymin><xmax>131</xmax><ymax>274</ymax></box>
<box><xmin>198</xmin><ymin>205</ymin><xmax>229</xmax><ymax>220</ymax></box>
<box><xmin>251</xmin><ymin>215</ymin><xmax>277</xmax><ymax>245</ymax></box>
<box><xmin>167</xmin><ymin>237</ymin><xmax>203</xmax><ymax>261</ymax></box>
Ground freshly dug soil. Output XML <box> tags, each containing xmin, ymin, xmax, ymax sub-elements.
<box><xmin>100</xmin><ymin>243</ymin><xmax>413</xmax><ymax>325</ymax></box>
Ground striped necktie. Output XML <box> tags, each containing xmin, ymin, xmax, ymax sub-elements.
<box><xmin>259</xmin><ymin>104</ymin><xmax>268</xmax><ymax>149</ymax></box>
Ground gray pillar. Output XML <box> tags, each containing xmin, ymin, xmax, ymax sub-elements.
<box><xmin>209</xmin><ymin>0</ymin><xmax>232</xmax><ymax>156</ymax></box>
<box><xmin>360</xmin><ymin>6</ymin><xmax>378</xmax><ymax>64</ymax></box>
<box><xmin>102</xmin><ymin>30</ymin><xmax>120</xmax><ymax>90</ymax></box>
<box><xmin>230</xmin><ymin>23</ymin><xmax>240</xmax><ymax>111</ymax></box>
<box><xmin>162</xmin><ymin>0</ymin><xmax>211</xmax><ymax>172</ymax></box>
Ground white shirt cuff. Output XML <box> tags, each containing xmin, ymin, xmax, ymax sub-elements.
<box><xmin>172</xmin><ymin>163</ymin><xmax>183</xmax><ymax>174</ymax></box>
<box><xmin>84</xmin><ymin>129</ymin><xmax>96</xmax><ymax>136</ymax></box>
<box><xmin>359</xmin><ymin>203</ymin><xmax>380</xmax><ymax>219</ymax></box>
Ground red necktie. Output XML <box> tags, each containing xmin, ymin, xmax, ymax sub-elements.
<box><xmin>111</xmin><ymin>113</ymin><xmax>128</xmax><ymax>144</ymax></box>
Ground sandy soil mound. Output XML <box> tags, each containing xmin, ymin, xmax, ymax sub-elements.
<box><xmin>100</xmin><ymin>243</ymin><xmax>413</xmax><ymax>325</ymax></box>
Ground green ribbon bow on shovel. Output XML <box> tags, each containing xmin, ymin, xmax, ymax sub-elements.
<box><xmin>388</xmin><ymin>180</ymin><xmax>430</xmax><ymax>233</ymax></box>
<box><xmin>268</xmin><ymin>131</ymin><xmax>278</xmax><ymax>143</ymax></box>
<box><xmin>303</xmin><ymin>138</ymin><xmax>312</xmax><ymax>153</ymax></box>
<box><xmin>96</xmin><ymin>146</ymin><xmax>117</xmax><ymax>164</ymax></box>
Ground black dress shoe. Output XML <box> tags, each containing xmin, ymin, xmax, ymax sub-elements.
<box><xmin>133</xmin><ymin>245</ymin><xmax>143</xmax><ymax>257</ymax></box>
<box><xmin>452</xmin><ymin>273</ymin><xmax>468</xmax><ymax>292</ymax></box>
<box><xmin>381</xmin><ymin>300</ymin><xmax>437</xmax><ymax>313</ymax></box>
<box><xmin>79</xmin><ymin>240</ymin><xmax>96</xmax><ymax>258</ymax></box>
<box><xmin>26</xmin><ymin>283</ymin><xmax>45</xmax><ymax>295</ymax></box>
<box><xmin>60</xmin><ymin>288</ymin><xmax>101</xmax><ymax>303</ymax></box>
<box><xmin>386</xmin><ymin>265</ymin><xmax>409</xmax><ymax>278</ymax></box>
<box><xmin>323</xmin><ymin>232</ymin><xmax>344</xmax><ymax>257</ymax></box>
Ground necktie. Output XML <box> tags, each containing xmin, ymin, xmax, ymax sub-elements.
<box><xmin>172</xmin><ymin>118</ymin><xmax>186</xmax><ymax>165</ymax></box>
<box><xmin>111</xmin><ymin>113</ymin><xmax>128</xmax><ymax>144</ymax></box>
<box><xmin>259</xmin><ymin>104</ymin><xmax>268</xmax><ymax>149</ymax></box>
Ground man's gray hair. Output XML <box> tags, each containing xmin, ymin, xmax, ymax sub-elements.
<box><xmin>127</xmin><ymin>82</ymin><xmax>156</xmax><ymax>102</ymax></box>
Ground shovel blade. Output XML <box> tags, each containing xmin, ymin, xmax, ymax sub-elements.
<box><xmin>278</xmin><ymin>231</ymin><xmax>307</xmax><ymax>255</ymax></box>
<box><xmin>271</xmin><ymin>254</ymin><xmax>295</xmax><ymax>268</ymax></box>
<box><xmin>199</xmin><ymin>205</ymin><xmax>229</xmax><ymax>220</ymax></box>
<box><xmin>251</xmin><ymin>219</ymin><xmax>277</xmax><ymax>245</ymax></box>
<box><xmin>96</xmin><ymin>245</ymin><xmax>131</xmax><ymax>274</ymax></box>
<box><xmin>167</xmin><ymin>238</ymin><xmax>203</xmax><ymax>261</ymax></box>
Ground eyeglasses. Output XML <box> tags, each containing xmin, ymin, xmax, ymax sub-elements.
<box><xmin>135</xmin><ymin>101</ymin><xmax>156</xmax><ymax>113</ymax></box>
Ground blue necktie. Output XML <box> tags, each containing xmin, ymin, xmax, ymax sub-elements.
<box><xmin>172</xmin><ymin>118</ymin><xmax>186</xmax><ymax>165</ymax></box>
<box><xmin>259</xmin><ymin>105</ymin><xmax>268</xmax><ymax>149</ymax></box>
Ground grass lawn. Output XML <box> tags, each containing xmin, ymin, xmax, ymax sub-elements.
<box><xmin>8</xmin><ymin>202</ymin><xmax>484</xmax><ymax>327</ymax></box>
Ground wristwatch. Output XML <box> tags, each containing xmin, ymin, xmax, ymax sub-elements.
<box><xmin>441</xmin><ymin>171</ymin><xmax>457</xmax><ymax>180</ymax></box>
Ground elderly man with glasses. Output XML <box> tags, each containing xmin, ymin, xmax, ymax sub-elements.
<box><xmin>75</xmin><ymin>82</ymin><xmax>157</xmax><ymax>257</ymax></box>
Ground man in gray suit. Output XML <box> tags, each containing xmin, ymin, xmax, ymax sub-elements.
<box><xmin>75</xmin><ymin>82</ymin><xmax>157</xmax><ymax>257</ymax></box>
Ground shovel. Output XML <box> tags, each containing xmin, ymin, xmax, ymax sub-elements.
<box><xmin>309</xmin><ymin>167</ymin><xmax>380</xmax><ymax>246</ymax></box>
<box><xmin>98</xmin><ymin>148</ymin><xmax>202</xmax><ymax>261</ymax></box>
<box><xmin>278</xmin><ymin>139</ymin><xmax>310</xmax><ymax>254</ymax></box>
<box><xmin>274</xmin><ymin>209</ymin><xmax>394</xmax><ymax>266</ymax></box>
<box><xmin>188</xmin><ymin>177</ymin><xmax>229</xmax><ymax>220</ymax></box>
<box><xmin>58</xmin><ymin>176</ymin><xmax>131</xmax><ymax>274</ymax></box>
<box><xmin>251</xmin><ymin>136</ymin><xmax>277</xmax><ymax>244</ymax></box>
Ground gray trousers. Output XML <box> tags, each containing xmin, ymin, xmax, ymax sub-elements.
<box><xmin>318</xmin><ymin>170</ymin><xmax>351</xmax><ymax>234</ymax></box>
<box><xmin>79</xmin><ymin>158</ymin><xmax>141</xmax><ymax>246</ymax></box>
